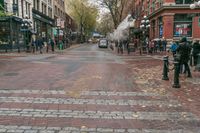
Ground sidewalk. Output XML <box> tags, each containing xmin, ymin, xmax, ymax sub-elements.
<box><xmin>0</xmin><ymin>44</ymin><xmax>82</xmax><ymax>58</ymax></box>
<box><xmin>122</xmin><ymin>49</ymin><xmax>200</xmax><ymax>118</ymax></box>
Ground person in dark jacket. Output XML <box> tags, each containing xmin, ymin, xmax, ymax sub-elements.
<box><xmin>50</xmin><ymin>39</ymin><xmax>55</xmax><ymax>53</ymax></box>
<box><xmin>192</xmin><ymin>40</ymin><xmax>200</xmax><ymax>66</ymax></box>
<box><xmin>37</xmin><ymin>36</ymin><xmax>44</xmax><ymax>54</ymax></box>
<box><xmin>176</xmin><ymin>37</ymin><xmax>192</xmax><ymax>77</ymax></box>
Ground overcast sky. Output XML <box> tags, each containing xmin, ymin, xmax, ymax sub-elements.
<box><xmin>89</xmin><ymin>0</ymin><xmax>109</xmax><ymax>21</ymax></box>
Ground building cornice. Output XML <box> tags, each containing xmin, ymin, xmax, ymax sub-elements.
<box><xmin>32</xmin><ymin>8</ymin><xmax>54</xmax><ymax>24</ymax></box>
<box><xmin>148</xmin><ymin>5</ymin><xmax>200</xmax><ymax>19</ymax></box>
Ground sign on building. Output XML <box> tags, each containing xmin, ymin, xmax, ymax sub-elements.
<box><xmin>60</xmin><ymin>20</ymin><xmax>65</xmax><ymax>29</ymax></box>
<box><xmin>57</xmin><ymin>18</ymin><xmax>61</xmax><ymax>27</ymax></box>
<box><xmin>59</xmin><ymin>30</ymin><xmax>63</xmax><ymax>36</ymax></box>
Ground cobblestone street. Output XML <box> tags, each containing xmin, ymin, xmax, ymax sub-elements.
<box><xmin>0</xmin><ymin>44</ymin><xmax>200</xmax><ymax>133</ymax></box>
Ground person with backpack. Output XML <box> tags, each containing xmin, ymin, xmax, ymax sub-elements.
<box><xmin>176</xmin><ymin>37</ymin><xmax>192</xmax><ymax>77</ymax></box>
<box><xmin>170</xmin><ymin>41</ymin><xmax>178</xmax><ymax>57</ymax></box>
<box><xmin>37</xmin><ymin>36</ymin><xmax>44</xmax><ymax>54</ymax></box>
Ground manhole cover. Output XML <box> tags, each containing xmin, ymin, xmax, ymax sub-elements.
<box><xmin>3</xmin><ymin>72</ymin><xmax>19</xmax><ymax>76</ymax></box>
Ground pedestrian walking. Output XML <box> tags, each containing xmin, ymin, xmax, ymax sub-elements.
<box><xmin>154</xmin><ymin>40</ymin><xmax>158</xmax><ymax>53</ymax></box>
<box><xmin>47</xmin><ymin>38</ymin><xmax>51</xmax><ymax>53</ymax></box>
<box><xmin>162</xmin><ymin>38</ymin><xmax>167</xmax><ymax>51</ymax></box>
<box><xmin>50</xmin><ymin>38</ymin><xmax>55</xmax><ymax>53</ymax></box>
<box><xmin>149</xmin><ymin>40</ymin><xmax>154</xmax><ymax>54</ymax></box>
<box><xmin>158</xmin><ymin>39</ymin><xmax>162</xmax><ymax>52</ymax></box>
<box><xmin>37</xmin><ymin>36</ymin><xmax>44</xmax><ymax>54</ymax></box>
<box><xmin>176</xmin><ymin>37</ymin><xmax>192</xmax><ymax>77</ymax></box>
<box><xmin>31</xmin><ymin>37</ymin><xmax>36</xmax><ymax>53</ymax></box>
<box><xmin>192</xmin><ymin>40</ymin><xmax>200</xmax><ymax>66</ymax></box>
<box><xmin>170</xmin><ymin>41</ymin><xmax>178</xmax><ymax>57</ymax></box>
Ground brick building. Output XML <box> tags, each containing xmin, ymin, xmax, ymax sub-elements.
<box><xmin>121</xmin><ymin>0</ymin><xmax>135</xmax><ymax>20</ymax></box>
<box><xmin>134</xmin><ymin>0</ymin><xmax>200</xmax><ymax>42</ymax></box>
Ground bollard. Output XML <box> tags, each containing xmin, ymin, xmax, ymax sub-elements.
<box><xmin>195</xmin><ymin>53</ymin><xmax>200</xmax><ymax>71</ymax></box>
<box><xmin>18</xmin><ymin>46</ymin><xmax>20</xmax><ymax>53</ymax></box>
<box><xmin>162</xmin><ymin>56</ymin><xmax>169</xmax><ymax>80</ymax></box>
<box><xmin>173</xmin><ymin>61</ymin><xmax>181</xmax><ymax>88</ymax></box>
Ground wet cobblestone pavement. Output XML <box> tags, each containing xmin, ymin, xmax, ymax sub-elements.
<box><xmin>0</xmin><ymin>44</ymin><xmax>200</xmax><ymax>133</ymax></box>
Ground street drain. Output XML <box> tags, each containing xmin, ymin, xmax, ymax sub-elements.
<box><xmin>3</xmin><ymin>72</ymin><xmax>19</xmax><ymax>76</ymax></box>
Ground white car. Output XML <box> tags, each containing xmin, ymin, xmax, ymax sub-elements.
<box><xmin>98</xmin><ymin>39</ymin><xmax>108</xmax><ymax>48</ymax></box>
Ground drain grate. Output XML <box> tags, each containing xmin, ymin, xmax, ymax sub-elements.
<box><xmin>3</xmin><ymin>72</ymin><xmax>19</xmax><ymax>76</ymax></box>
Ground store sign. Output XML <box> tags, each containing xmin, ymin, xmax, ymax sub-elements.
<box><xmin>57</xmin><ymin>18</ymin><xmax>61</xmax><ymax>27</ymax></box>
<box><xmin>174</xmin><ymin>23</ymin><xmax>192</xmax><ymax>37</ymax></box>
<box><xmin>60</xmin><ymin>20</ymin><xmax>65</xmax><ymax>29</ymax></box>
<box><xmin>59</xmin><ymin>30</ymin><xmax>63</xmax><ymax>36</ymax></box>
<box><xmin>42</xmin><ymin>32</ymin><xmax>46</xmax><ymax>38</ymax></box>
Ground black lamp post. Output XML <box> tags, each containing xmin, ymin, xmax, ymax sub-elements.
<box><xmin>20</xmin><ymin>15</ymin><xmax>32</xmax><ymax>52</ymax></box>
<box><xmin>140</xmin><ymin>16</ymin><xmax>150</xmax><ymax>54</ymax></box>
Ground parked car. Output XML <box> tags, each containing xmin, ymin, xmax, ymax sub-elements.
<box><xmin>98</xmin><ymin>39</ymin><xmax>108</xmax><ymax>48</ymax></box>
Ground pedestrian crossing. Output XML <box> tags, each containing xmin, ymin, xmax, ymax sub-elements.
<box><xmin>0</xmin><ymin>89</ymin><xmax>168</xmax><ymax>97</ymax></box>
<box><xmin>0</xmin><ymin>89</ymin><xmax>199</xmax><ymax>132</ymax></box>
<box><xmin>0</xmin><ymin>96</ymin><xmax>181</xmax><ymax>107</ymax></box>
<box><xmin>0</xmin><ymin>125</ymin><xmax>199</xmax><ymax>133</ymax></box>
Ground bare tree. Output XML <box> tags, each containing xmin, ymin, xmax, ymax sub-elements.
<box><xmin>97</xmin><ymin>0</ymin><xmax>129</xmax><ymax>29</ymax></box>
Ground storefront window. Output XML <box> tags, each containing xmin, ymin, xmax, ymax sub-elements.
<box><xmin>175</xmin><ymin>0</ymin><xmax>192</xmax><ymax>4</ymax></box>
<box><xmin>158</xmin><ymin>17</ymin><xmax>163</xmax><ymax>38</ymax></box>
<box><xmin>0</xmin><ymin>21</ymin><xmax>10</xmax><ymax>45</ymax></box>
<box><xmin>173</xmin><ymin>14</ymin><xmax>192</xmax><ymax>37</ymax></box>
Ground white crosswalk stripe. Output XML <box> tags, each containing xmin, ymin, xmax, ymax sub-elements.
<box><xmin>0</xmin><ymin>125</ymin><xmax>199</xmax><ymax>133</ymax></box>
<box><xmin>0</xmin><ymin>90</ymin><xmax>168</xmax><ymax>97</ymax></box>
<box><xmin>0</xmin><ymin>96</ymin><xmax>181</xmax><ymax>107</ymax></box>
<box><xmin>0</xmin><ymin>108</ymin><xmax>198</xmax><ymax>121</ymax></box>
<box><xmin>0</xmin><ymin>89</ymin><xmax>198</xmax><ymax>132</ymax></box>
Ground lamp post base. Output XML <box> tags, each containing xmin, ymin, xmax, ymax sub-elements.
<box><xmin>173</xmin><ymin>84</ymin><xmax>181</xmax><ymax>88</ymax></box>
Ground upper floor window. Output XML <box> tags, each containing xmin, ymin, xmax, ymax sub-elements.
<box><xmin>48</xmin><ymin>0</ymin><xmax>52</xmax><ymax>6</ymax></box>
<box><xmin>175</xmin><ymin>0</ymin><xmax>192</xmax><ymax>4</ymax></box>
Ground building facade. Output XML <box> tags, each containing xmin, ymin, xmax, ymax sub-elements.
<box><xmin>134</xmin><ymin>0</ymin><xmax>200</xmax><ymax>41</ymax></box>
<box><xmin>32</xmin><ymin>0</ymin><xmax>54</xmax><ymax>40</ymax></box>
<box><xmin>53</xmin><ymin>0</ymin><xmax>65</xmax><ymax>42</ymax></box>
<box><xmin>0</xmin><ymin>0</ymin><xmax>76</xmax><ymax>51</ymax></box>
<box><xmin>0</xmin><ymin>0</ymin><xmax>33</xmax><ymax>51</ymax></box>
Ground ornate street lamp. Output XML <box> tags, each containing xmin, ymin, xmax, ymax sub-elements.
<box><xmin>20</xmin><ymin>15</ymin><xmax>32</xmax><ymax>52</ymax></box>
<box><xmin>190</xmin><ymin>0</ymin><xmax>200</xmax><ymax>9</ymax></box>
<box><xmin>140</xmin><ymin>15</ymin><xmax>150</xmax><ymax>54</ymax></box>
